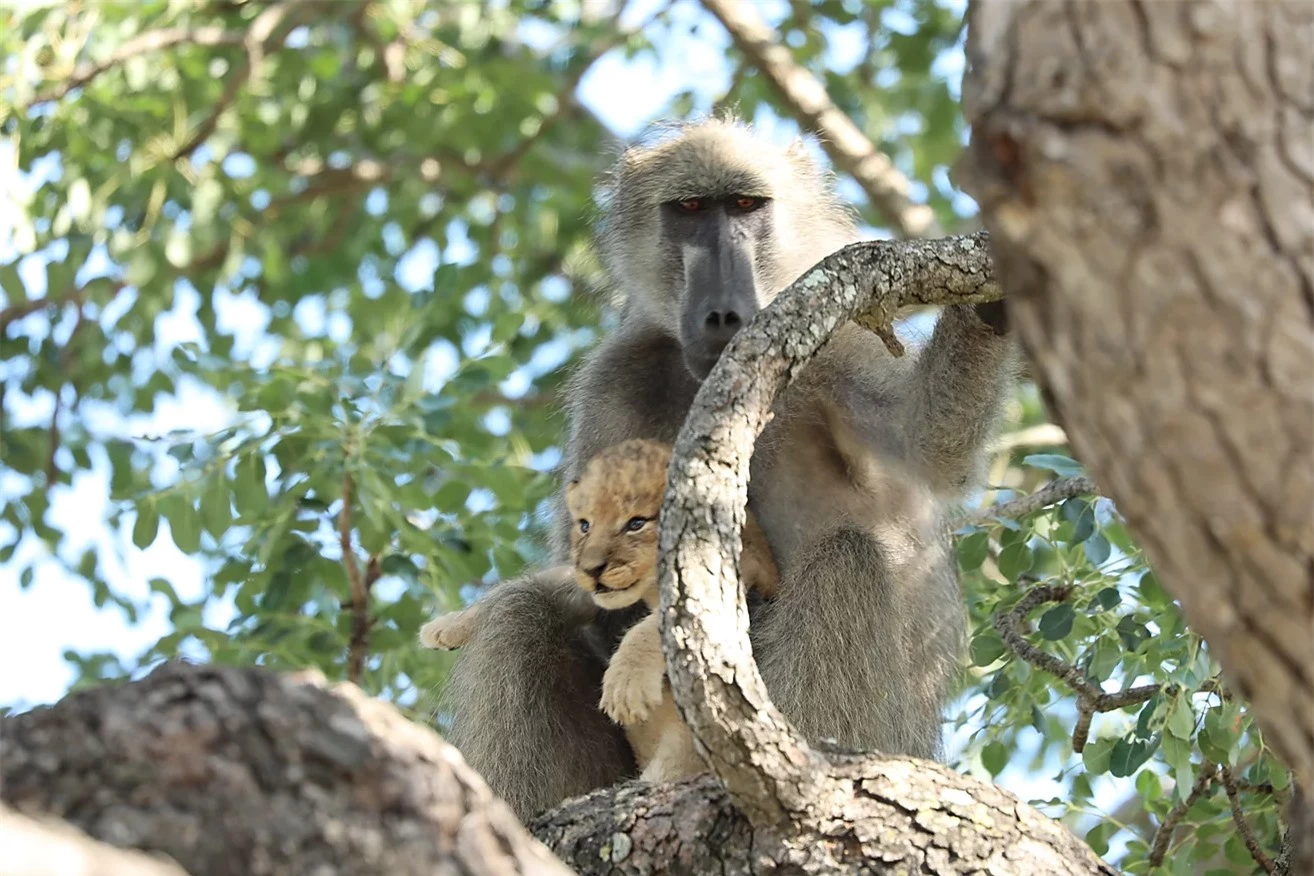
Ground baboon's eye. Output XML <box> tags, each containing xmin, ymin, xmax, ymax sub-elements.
<box><xmin>677</xmin><ymin>198</ymin><xmax>704</xmax><ymax>214</ymax></box>
<box><xmin>733</xmin><ymin>196</ymin><xmax>762</xmax><ymax>212</ymax></box>
<box><xmin>624</xmin><ymin>517</ymin><xmax>649</xmax><ymax>532</ymax></box>
<box><xmin>578</xmin><ymin>519</ymin><xmax>590</xmax><ymax>534</ymax></box>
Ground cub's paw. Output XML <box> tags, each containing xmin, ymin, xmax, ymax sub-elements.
<box><xmin>600</xmin><ymin>660</ymin><xmax>665</xmax><ymax>725</ymax></box>
<box><xmin>418</xmin><ymin>611</ymin><xmax>476</xmax><ymax>650</ymax></box>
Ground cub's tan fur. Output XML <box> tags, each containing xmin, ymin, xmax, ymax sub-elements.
<box><xmin>565</xmin><ymin>439</ymin><xmax>778</xmax><ymax>782</ymax></box>
<box><xmin>421</xmin><ymin>438</ymin><xmax>779</xmax><ymax>784</ymax></box>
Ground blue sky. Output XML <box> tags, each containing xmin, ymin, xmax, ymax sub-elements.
<box><xmin>1</xmin><ymin>0</ymin><xmax>1137</xmax><ymax>842</ymax></box>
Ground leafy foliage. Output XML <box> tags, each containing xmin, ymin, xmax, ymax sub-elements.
<box><xmin>0</xmin><ymin>1</ymin><xmax>1289</xmax><ymax>870</ymax></box>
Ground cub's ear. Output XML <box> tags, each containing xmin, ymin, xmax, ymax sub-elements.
<box><xmin>564</xmin><ymin>478</ymin><xmax>581</xmax><ymax>510</ymax></box>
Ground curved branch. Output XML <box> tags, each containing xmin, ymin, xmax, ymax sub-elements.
<box><xmin>657</xmin><ymin>231</ymin><xmax>999</xmax><ymax>826</ymax></box>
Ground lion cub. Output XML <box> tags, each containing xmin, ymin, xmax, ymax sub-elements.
<box><xmin>419</xmin><ymin>438</ymin><xmax>780</xmax><ymax>784</ymax></box>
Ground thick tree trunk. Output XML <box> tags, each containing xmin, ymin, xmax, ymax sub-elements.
<box><xmin>959</xmin><ymin>0</ymin><xmax>1313</xmax><ymax>797</ymax></box>
<box><xmin>0</xmin><ymin>663</ymin><xmax>571</xmax><ymax>876</ymax></box>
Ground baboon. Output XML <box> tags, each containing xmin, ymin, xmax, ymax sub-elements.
<box><xmin>440</xmin><ymin>117</ymin><xmax>1016</xmax><ymax>820</ymax></box>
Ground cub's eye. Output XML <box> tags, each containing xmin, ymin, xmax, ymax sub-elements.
<box><xmin>624</xmin><ymin>517</ymin><xmax>649</xmax><ymax>532</ymax></box>
<box><xmin>677</xmin><ymin>198</ymin><xmax>704</xmax><ymax>214</ymax></box>
<box><xmin>733</xmin><ymin>195</ymin><xmax>762</xmax><ymax>212</ymax></box>
<box><xmin>578</xmin><ymin>519</ymin><xmax>590</xmax><ymax>534</ymax></box>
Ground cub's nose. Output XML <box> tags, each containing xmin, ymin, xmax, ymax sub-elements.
<box><xmin>586</xmin><ymin>561</ymin><xmax>608</xmax><ymax>582</ymax></box>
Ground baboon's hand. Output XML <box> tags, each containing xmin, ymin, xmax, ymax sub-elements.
<box><xmin>600</xmin><ymin>656</ymin><xmax>665</xmax><ymax>725</ymax></box>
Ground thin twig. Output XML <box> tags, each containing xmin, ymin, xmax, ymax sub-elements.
<box><xmin>700</xmin><ymin>0</ymin><xmax>939</xmax><ymax>237</ymax></box>
<box><xmin>994</xmin><ymin>585</ymin><xmax>1159</xmax><ymax>752</ymax></box>
<box><xmin>1149</xmin><ymin>763</ymin><xmax>1217</xmax><ymax>868</ymax></box>
<box><xmin>1221</xmin><ymin>765</ymin><xmax>1277</xmax><ymax>873</ymax></box>
<box><xmin>172</xmin><ymin>2</ymin><xmax>306</xmax><ymax>161</ymax></box>
<box><xmin>43</xmin><ymin>301</ymin><xmax>88</xmax><ymax>484</ymax></box>
<box><xmin>957</xmin><ymin>475</ymin><xmax>1097</xmax><ymax>529</ymax></box>
<box><xmin>339</xmin><ymin>474</ymin><xmax>375</xmax><ymax>685</ymax></box>
<box><xmin>29</xmin><ymin>27</ymin><xmax>244</xmax><ymax>106</ymax></box>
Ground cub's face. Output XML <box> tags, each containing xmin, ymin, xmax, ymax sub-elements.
<box><xmin>565</xmin><ymin>440</ymin><xmax>672</xmax><ymax>610</ymax></box>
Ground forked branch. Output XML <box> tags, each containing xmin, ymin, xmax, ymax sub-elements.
<box><xmin>993</xmin><ymin>585</ymin><xmax>1158</xmax><ymax>753</ymax></box>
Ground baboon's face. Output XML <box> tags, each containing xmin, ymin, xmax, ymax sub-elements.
<box><xmin>662</xmin><ymin>194</ymin><xmax>775</xmax><ymax>380</ymax></box>
<box><xmin>604</xmin><ymin>121</ymin><xmax>857</xmax><ymax>382</ymax></box>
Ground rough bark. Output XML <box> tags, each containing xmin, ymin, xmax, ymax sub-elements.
<box><xmin>534</xmin><ymin>757</ymin><xmax>1114</xmax><ymax>876</ymax></box>
<box><xmin>958</xmin><ymin>0</ymin><xmax>1314</xmax><ymax>792</ymax></box>
<box><xmin>0</xmin><ymin>662</ymin><xmax>571</xmax><ymax>876</ymax></box>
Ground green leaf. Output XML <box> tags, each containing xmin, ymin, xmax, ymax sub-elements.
<box><xmin>1166</xmin><ymin>699</ymin><xmax>1195</xmax><ymax>740</ymax></box>
<box><xmin>980</xmin><ymin>740</ymin><xmax>1008</xmax><ymax>777</ymax></box>
<box><xmin>1085</xmin><ymin>821</ymin><xmax>1116</xmax><ymax>857</ymax></box>
<box><xmin>997</xmin><ymin>542</ymin><xmax>1033</xmax><ymax>581</ymax></box>
<box><xmin>1138</xmin><ymin>570</ymin><xmax>1171</xmax><ymax>608</ymax></box>
<box><xmin>1090</xmin><ymin>586</ymin><xmax>1120</xmax><ymax>613</ymax></box>
<box><xmin>1135</xmin><ymin>768</ymin><xmax>1162</xmax><ymax>802</ymax></box>
<box><xmin>491</xmin><ymin>311</ymin><xmax>524</xmax><ymax>343</ymax></box>
<box><xmin>132</xmin><ymin>503</ymin><xmax>160</xmax><ymax>549</ymax></box>
<box><xmin>233</xmin><ymin>454</ymin><xmax>268</xmax><ymax>517</ymax></box>
<box><xmin>434</xmin><ymin>479</ymin><xmax>472</xmax><ymax>513</ymax></box>
<box><xmin>161</xmin><ymin>492</ymin><xmax>202</xmax><ymax>554</ymax></box>
<box><xmin>1086</xmin><ymin>638</ymin><xmax>1121</xmax><ymax>682</ymax></box>
<box><xmin>970</xmin><ymin>632</ymin><xmax>1007</xmax><ymax>667</ymax></box>
<box><xmin>1082</xmin><ymin>737</ymin><xmax>1114</xmax><ymax>775</ymax></box>
<box><xmin>1110</xmin><ymin>738</ymin><xmax>1156</xmax><ymax>778</ymax></box>
<box><xmin>1083</xmin><ymin>532</ymin><xmax>1111</xmax><ymax>566</ymax></box>
<box><xmin>1060</xmin><ymin>497</ymin><xmax>1095</xmax><ymax>543</ymax></box>
<box><xmin>1116</xmin><ymin>616</ymin><xmax>1151</xmax><ymax>653</ymax></box>
<box><xmin>201</xmin><ymin>475</ymin><xmax>232</xmax><ymax>538</ymax></box>
<box><xmin>1199</xmin><ymin>707</ymin><xmax>1235</xmax><ymax>765</ymax></box>
<box><xmin>1038</xmin><ymin>604</ymin><xmax>1074</xmax><ymax>641</ymax></box>
<box><xmin>1021</xmin><ymin>453</ymin><xmax>1084</xmax><ymax>477</ymax></box>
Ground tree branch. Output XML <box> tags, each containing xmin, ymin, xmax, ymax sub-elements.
<box><xmin>1149</xmin><ymin>763</ymin><xmax>1217</xmax><ymax>868</ymax></box>
<box><xmin>0</xmin><ymin>663</ymin><xmax>571</xmax><ymax>875</ymax></box>
<box><xmin>700</xmin><ymin>0</ymin><xmax>940</xmax><ymax>237</ymax></box>
<box><xmin>994</xmin><ymin>584</ymin><xmax>1159</xmax><ymax>753</ymax></box>
<box><xmin>171</xmin><ymin>1</ymin><xmax>308</xmax><ymax>162</ymax></box>
<box><xmin>338</xmin><ymin>474</ymin><xmax>374</xmax><ymax>685</ymax></box>
<box><xmin>956</xmin><ymin>475</ymin><xmax>1096</xmax><ymax>529</ymax></box>
<box><xmin>28</xmin><ymin>27</ymin><xmax>244</xmax><ymax>106</ymax></box>
<box><xmin>1221</xmin><ymin>764</ymin><xmax>1277</xmax><ymax>873</ymax></box>
<box><xmin>657</xmin><ymin>231</ymin><xmax>998</xmax><ymax>824</ymax></box>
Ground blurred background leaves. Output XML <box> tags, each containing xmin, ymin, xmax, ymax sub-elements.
<box><xmin>0</xmin><ymin>1</ymin><xmax>1288</xmax><ymax>872</ymax></box>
